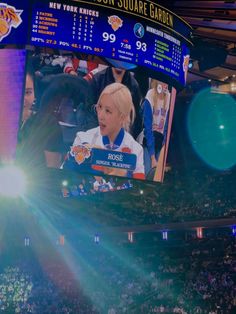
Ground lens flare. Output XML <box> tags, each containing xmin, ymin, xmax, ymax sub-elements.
<box><xmin>187</xmin><ymin>88</ymin><xmax>236</xmax><ymax>170</ymax></box>
<box><xmin>0</xmin><ymin>165</ymin><xmax>27</xmax><ymax>197</ymax></box>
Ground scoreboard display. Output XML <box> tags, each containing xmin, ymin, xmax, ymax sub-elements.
<box><xmin>1</xmin><ymin>0</ymin><xmax>192</xmax><ymax>88</ymax></box>
<box><xmin>30</xmin><ymin>0</ymin><xmax>191</xmax><ymax>87</ymax></box>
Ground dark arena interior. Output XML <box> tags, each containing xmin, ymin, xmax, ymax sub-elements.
<box><xmin>0</xmin><ymin>1</ymin><xmax>236</xmax><ymax>313</ymax></box>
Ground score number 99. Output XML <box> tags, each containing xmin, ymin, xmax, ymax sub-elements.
<box><xmin>102</xmin><ymin>32</ymin><xmax>116</xmax><ymax>43</ymax></box>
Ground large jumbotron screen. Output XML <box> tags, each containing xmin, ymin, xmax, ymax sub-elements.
<box><xmin>1</xmin><ymin>0</ymin><xmax>192</xmax><ymax>183</ymax></box>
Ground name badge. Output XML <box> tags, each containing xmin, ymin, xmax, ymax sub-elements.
<box><xmin>91</xmin><ymin>148</ymin><xmax>136</xmax><ymax>171</ymax></box>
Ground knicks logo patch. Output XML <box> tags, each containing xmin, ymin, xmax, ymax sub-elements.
<box><xmin>108</xmin><ymin>15</ymin><xmax>123</xmax><ymax>31</ymax></box>
<box><xmin>0</xmin><ymin>3</ymin><xmax>22</xmax><ymax>42</ymax></box>
<box><xmin>70</xmin><ymin>144</ymin><xmax>91</xmax><ymax>165</ymax></box>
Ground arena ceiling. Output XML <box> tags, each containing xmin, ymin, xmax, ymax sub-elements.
<box><xmin>169</xmin><ymin>0</ymin><xmax>236</xmax><ymax>89</ymax></box>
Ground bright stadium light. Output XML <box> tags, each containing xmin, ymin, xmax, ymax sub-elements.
<box><xmin>232</xmin><ymin>226</ymin><xmax>236</xmax><ymax>236</ymax></box>
<box><xmin>0</xmin><ymin>165</ymin><xmax>27</xmax><ymax>197</ymax></box>
<box><xmin>162</xmin><ymin>230</ymin><xmax>168</xmax><ymax>240</ymax></box>
<box><xmin>62</xmin><ymin>180</ymin><xmax>68</xmax><ymax>187</ymax></box>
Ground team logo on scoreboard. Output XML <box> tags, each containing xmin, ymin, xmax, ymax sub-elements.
<box><xmin>134</xmin><ymin>23</ymin><xmax>144</xmax><ymax>38</ymax></box>
<box><xmin>108</xmin><ymin>15</ymin><xmax>123</xmax><ymax>31</ymax></box>
<box><xmin>0</xmin><ymin>3</ymin><xmax>22</xmax><ymax>42</ymax></box>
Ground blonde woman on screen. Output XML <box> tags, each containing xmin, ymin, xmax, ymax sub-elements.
<box><xmin>63</xmin><ymin>83</ymin><xmax>145</xmax><ymax>179</ymax></box>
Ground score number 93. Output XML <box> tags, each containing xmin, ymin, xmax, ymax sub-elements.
<box><xmin>136</xmin><ymin>41</ymin><xmax>147</xmax><ymax>52</ymax></box>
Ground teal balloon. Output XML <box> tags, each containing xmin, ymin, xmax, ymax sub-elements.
<box><xmin>187</xmin><ymin>88</ymin><xmax>236</xmax><ymax>170</ymax></box>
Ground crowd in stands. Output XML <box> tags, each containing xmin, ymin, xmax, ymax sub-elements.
<box><xmin>0</xmin><ymin>230</ymin><xmax>235</xmax><ymax>313</ymax></box>
<box><xmin>96</xmin><ymin>167</ymin><xmax>236</xmax><ymax>225</ymax></box>
<box><xmin>87</xmin><ymin>231</ymin><xmax>236</xmax><ymax>314</ymax></box>
<box><xmin>0</xmin><ymin>259</ymin><xmax>96</xmax><ymax>314</ymax></box>
<box><xmin>61</xmin><ymin>175</ymin><xmax>133</xmax><ymax>198</ymax></box>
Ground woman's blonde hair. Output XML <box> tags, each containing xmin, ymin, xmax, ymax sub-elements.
<box><xmin>97</xmin><ymin>82</ymin><xmax>135</xmax><ymax>131</ymax></box>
